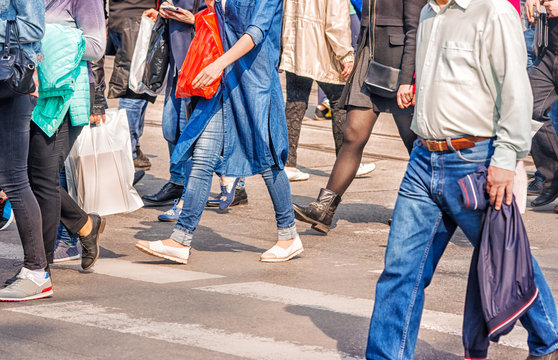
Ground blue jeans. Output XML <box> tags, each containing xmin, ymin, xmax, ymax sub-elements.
<box><xmin>367</xmin><ymin>139</ymin><xmax>558</xmax><ymax>359</ymax></box>
<box><xmin>171</xmin><ymin>106</ymin><xmax>296</xmax><ymax>246</ymax></box>
<box><xmin>119</xmin><ymin>98</ymin><xmax>148</xmax><ymax>158</ymax></box>
<box><xmin>163</xmin><ymin>82</ymin><xmax>190</xmax><ymax>186</ymax></box>
<box><xmin>525</xmin><ymin>24</ymin><xmax>537</xmax><ymax>71</ymax></box>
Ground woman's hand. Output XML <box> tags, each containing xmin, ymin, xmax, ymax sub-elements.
<box><xmin>192</xmin><ymin>59</ymin><xmax>225</xmax><ymax>89</ymax></box>
<box><xmin>341</xmin><ymin>61</ymin><xmax>354</xmax><ymax>79</ymax></box>
<box><xmin>159</xmin><ymin>2</ymin><xmax>195</xmax><ymax>24</ymax></box>
<box><xmin>397</xmin><ymin>84</ymin><xmax>414</xmax><ymax>109</ymax></box>
<box><xmin>142</xmin><ymin>8</ymin><xmax>158</xmax><ymax>22</ymax></box>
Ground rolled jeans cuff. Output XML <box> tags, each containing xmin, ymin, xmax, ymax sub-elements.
<box><xmin>170</xmin><ymin>228</ymin><xmax>193</xmax><ymax>247</ymax></box>
<box><xmin>278</xmin><ymin>224</ymin><xmax>297</xmax><ymax>241</ymax></box>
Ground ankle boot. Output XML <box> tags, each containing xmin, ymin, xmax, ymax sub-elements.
<box><xmin>292</xmin><ymin>188</ymin><xmax>341</xmax><ymax>234</ymax></box>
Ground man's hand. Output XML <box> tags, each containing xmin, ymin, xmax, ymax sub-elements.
<box><xmin>526</xmin><ymin>0</ymin><xmax>543</xmax><ymax>23</ymax></box>
<box><xmin>89</xmin><ymin>114</ymin><xmax>106</xmax><ymax>125</ymax></box>
<box><xmin>486</xmin><ymin>166</ymin><xmax>515</xmax><ymax>211</ymax></box>
<box><xmin>341</xmin><ymin>61</ymin><xmax>354</xmax><ymax>79</ymax></box>
<box><xmin>397</xmin><ymin>84</ymin><xmax>414</xmax><ymax>109</ymax></box>
<box><xmin>143</xmin><ymin>8</ymin><xmax>158</xmax><ymax>22</ymax></box>
<box><xmin>544</xmin><ymin>0</ymin><xmax>558</xmax><ymax>17</ymax></box>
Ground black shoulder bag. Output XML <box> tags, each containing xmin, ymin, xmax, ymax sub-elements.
<box><xmin>364</xmin><ymin>0</ymin><xmax>401</xmax><ymax>99</ymax></box>
<box><xmin>0</xmin><ymin>20</ymin><xmax>36</xmax><ymax>99</ymax></box>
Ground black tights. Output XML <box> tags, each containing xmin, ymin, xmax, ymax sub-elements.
<box><xmin>326</xmin><ymin>106</ymin><xmax>416</xmax><ymax>196</ymax></box>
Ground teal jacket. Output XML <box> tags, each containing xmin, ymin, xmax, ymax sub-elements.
<box><xmin>32</xmin><ymin>24</ymin><xmax>90</xmax><ymax>137</ymax></box>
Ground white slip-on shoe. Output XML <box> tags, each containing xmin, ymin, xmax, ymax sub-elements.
<box><xmin>260</xmin><ymin>235</ymin><xmax>304</xmax><ymax>263</ymax></box>
<box><xmin>284</xmin><ymin>168</ymin><xmax>310</xmax><ymax>182</ymax></box>
<box><xmin>356</xmin><ymin>162</ymin><xmax>376</xmax><ymax>177</ymax></box>
<box><xmin>136</xmin><ymin>240</ymin><xmax>190</xmax><ymax>264</ymax></box>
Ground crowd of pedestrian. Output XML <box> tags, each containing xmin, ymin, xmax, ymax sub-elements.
<box><xmin>2</xmin><ymin>0</ymin><xmax>558</xmax><ymax>358</ymax></box>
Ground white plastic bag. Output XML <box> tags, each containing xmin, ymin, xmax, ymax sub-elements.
<box><xmin>129</xmin><ymin>16</ymin><xmax>167</xmax><ymax>96</ymax></box>
<box><xmin>65</xmin><ymin>109</ymin><xmax>144</xmax><ymax>216</ymax></box>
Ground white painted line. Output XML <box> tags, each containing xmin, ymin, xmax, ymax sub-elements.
<box><xmin>6</xmin><ymin>301</ymin><xmax>363</xmax><ymax>360</ymax></box>
<box><xmin>195</xmin><ymin>281</ymin><xmax>528</xmax><ymax>350</ymax></box>
<box><xmin>91</xmin><ymin>259</ymin><xmax>224</xmax><ymax>284</ymax></box>
<box><xmin>0</xmin><ymin>242</ymin><xmax>23</xmax><ymax>260</ymax></box>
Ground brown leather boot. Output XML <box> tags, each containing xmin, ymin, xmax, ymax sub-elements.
<box><xmin>292</xmin><ymin>188</ymin><xmax>341</xmax><ymax>234</ymax></box>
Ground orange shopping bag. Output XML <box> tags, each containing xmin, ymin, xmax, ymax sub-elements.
<box><xmin>176</xmin><ymin>9</ymin><xmax>224</xmax><ymax>99</ymax></box>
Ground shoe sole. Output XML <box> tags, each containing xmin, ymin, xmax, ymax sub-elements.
<box><xmin>288</xmin><ymin>176</ymin><xmax>309</xmax><ymax>182</ymax></box>
<box><xmin>260</xmin><ymin>247</ymin><xmax>304</xmax><ymax>263</ymax></box>
<box><xmin>0</xmin><ymin>210</ymin><xmax>14</xmax><ymax>231</ymax></box>
<box><xmin>157</xmin><ymin>217</ymin><xmax>178</xmax><ymax>222</ymax></box>
<box><xmin>82</xmin><ymin>217</ymin><xmax>105</xmax><ymax>271</ymax></box>
<box><xmin>293</xmin><ymin>206</ymin><xmax>329</xmax><ymax>234</ymax></box>
<box><xmin>135</xmin><ymin>243</ymin><xmax>189</xmax><ymax>264</ymax></box>
<box><xmin>53</xmin><ymin>254</ymin><xmax>81</xmax><ymax>263</ymax></box>
<box><xmin>0</xmin><ymin>289</ymin><xmax>53</xmax><ymax>302</ymax></box>
<box><xmin>531</xmin><ymin>192</ymin><xmax>558</xmax><ymax>207</ymax></box>
<box><xmin>142</xmin><ymin>199</ymin><xmax>177</xmax><ymax>207</ymax></box>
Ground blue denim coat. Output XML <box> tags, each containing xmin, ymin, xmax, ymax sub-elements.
<box><xmin>0</xmin><ymin>0</ymin><xmax>45</xmax><ymax>65</ymax></box>
<box><xmin>171</xmin><ymin>0</ymin><xmax>288</xmax><ymax>177</ymax></box>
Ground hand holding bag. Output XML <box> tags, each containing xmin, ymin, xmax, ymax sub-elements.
<box><xmin>175</xmin><ymin>8</ymin><xmax>224</xmax><ymax>99</ymax></box>
<box><xmin>65</xmin><ymin>109</ymin><xmax>143</xmax><ymax>216</ymax></box>
<box><xmin>364</xmin><ymin>0</ymin><xmax>400</xmax><ymax>99</ymax></box>
<box><xmin>0</xmin><ymin>21</ymin><xmax>36</xmax><ymax>99</ymax></box>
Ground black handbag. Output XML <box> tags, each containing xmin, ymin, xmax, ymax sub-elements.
<box><xmin>142</xmin><ymin>16</ymin><xmax>170</xmax><ymax>93</ymax></box>
<box><xmin>0</xmin><ymin>21</ymin><xmax>36</xmax><ymax>99</ymax></box>
<box><xmin>364</xmin><ymin>0</ymin><xmax>400</xmax><ymax>99</ymax></box>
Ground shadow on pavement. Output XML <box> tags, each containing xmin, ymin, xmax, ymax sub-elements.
<box><xmin>286</xmin><ymin>305</ymin><xmax>462</xmax><ymax>360</ymax></box>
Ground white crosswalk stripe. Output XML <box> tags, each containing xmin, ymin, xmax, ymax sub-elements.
<box><xmin>194</xmin><ymin>281</ymin><xmax>529</xmax><ymax>350</ymax></box>
<box><xmin>6</xmin><ymin>301</ymin><xmax>364</xmax><ymax>360</ymax></box>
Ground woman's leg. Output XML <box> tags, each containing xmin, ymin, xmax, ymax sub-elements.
<box><xmin>260</xmin><ymin>166</ymin><xmax>302</xmax><ymax>262</ymax></box>
<box><xmin>261</xmin><ymin>166</ymin><xmax>297</xmax><ymax>240</ymax></box>
<box><xmin>317</xmin><ymin>81</ymin><xmax>347</xmax><ymax>156</ymax></box>
<box><xmin>136</xmin><ymin>107</ymin><xmax>225</xmax><ymax>264</ymax></box>
<box><xmin>326</xmin><ymin>106</ymin><xmax>378</xmax><ymax>195</ymax></box>
<box><xmin>0</xmin><ymin>95</ymin><xmax>45</xmax><ymax>270</ymax></box>
<box><xmin>285</xmin><ymin>72</ymin><xmax>314</xmax><ymax>168</ymax></box>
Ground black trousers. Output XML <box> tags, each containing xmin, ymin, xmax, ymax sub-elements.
<box><xmin>529</xmin><ymin>50</ymin><xmax>558</xmax><ymax>190</ymax></box>
<box><xmin>0</xmin><ymin>95</ymin><xmax>45</xmax><ymax>270</ymax></box>
<box><xmin>285</xmin><ymin>72</ymin><xmax>346</xmax><ymax>167</ymax></box>
<box><xmin>28</xmin><ymin>114</ymin><xmax>89</xmax><ymax>264</ymax></box>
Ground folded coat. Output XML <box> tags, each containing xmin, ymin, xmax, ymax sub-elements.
<box><xmin>32</xmin><ymin>24</ymin><xmax>90</xmax><ymax>137</ymax></box>
<box><xmin>458</xmin><ymin>166</ymin><xmax>538</xmax><ymax>360</ymax></box>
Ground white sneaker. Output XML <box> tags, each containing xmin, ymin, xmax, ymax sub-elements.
<box><xmin>284</xmin><ymin>167</ymin><xmax>310</xmax><ymax>182</ymax></box>
<box><xmin>260</xmin><ymin>235</ymin><xmax>304</xmax><ymax>262</ymax></box>
<box><xmin>356</xmin><ymin>162</ymin><xmax>376</xmax><ymax>177</ymax></box>
<box><xmin>0</xmin><ymin>268</ymin><xmax>53</xmax><ymax>302</ymax></box>
<box><xmin>136</xmin><ymin>240</ymin><xmax>190</xmax><ymax>264</ymax></box>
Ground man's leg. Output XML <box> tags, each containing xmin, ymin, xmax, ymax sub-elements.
<box><xmin>119</xmin><ymin>98</ymin><xmax>148</xmax><ymax>160</ymax></box>
<box><xmin>367</xmin><ymin>143</ymin><xmax>457</xmax><ymax>360</ymax></box>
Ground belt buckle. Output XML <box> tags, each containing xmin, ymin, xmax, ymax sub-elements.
<box><xmin>425</xmin><ymin>139</ymin><xmax>444</xmax><ymax>152</ymax></box>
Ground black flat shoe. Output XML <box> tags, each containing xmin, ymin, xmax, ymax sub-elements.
<box><xmin>79</xmin><ymin>214</ymin><xmax>105</xmax><ymax>270</ymax></box>
<box><xmin>142</xmin><ymin>182</ymin><xmax>183</xmax><ymax>207</ymax></box>
<box><xmin>206</xmin><ymin>187</ymin><xmax>248</xmax><ymax>208</ymax></box>
<box><xmin>531</xmin><ymin>187</ymin><xmax>558</xmax><ymax>207</ymax></box>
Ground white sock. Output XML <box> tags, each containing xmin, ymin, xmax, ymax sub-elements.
<box><xmin>30</xmin><ymin>268</ymin><xmax>46</xmax><ymax>279</ymax></box>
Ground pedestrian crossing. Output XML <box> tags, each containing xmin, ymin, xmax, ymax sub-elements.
<box><xmin>5</xmin><ymin>301</ymin><xmax>363</xmax><ymax>360</ymax></box>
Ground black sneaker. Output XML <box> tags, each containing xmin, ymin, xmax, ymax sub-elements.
<box><xmin>527</xmin><ymin>176</ymin><xmax>544</xmax><ymax>196</ymax></box>
<box><xmin>314</xmin><ymin>106</ymin><xmax>332</xmax><ymax>121</ymax></box>
<box><xmin>79</xmin><ymin>214</ymin><xmax>105</xmax><ymax>270</ymax></box>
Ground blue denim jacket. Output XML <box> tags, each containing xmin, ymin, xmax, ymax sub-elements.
<box><xmin>0</xmin><ymin>0</ymin><xmax>45</xmax><ymax>65</ymax></box>
<box><xmin>171</xmin><ymin>0</ymin><xmax>288</xmax><ymax>177</ymax></box>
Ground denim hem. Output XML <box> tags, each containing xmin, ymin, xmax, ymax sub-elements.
<box><xmin>170</xmin><ymin>227</ymin><xmax>193</xmax><ymax>247</ymax></box>
<box><xmin>168</xmin><ymin>178</ymin><xmax>184</xmax><ymax>187</ymax></box>
<box><xmin>277</xmin><ymin>224</ymin><xmax>297</xmax><ymax>241</ymax></box>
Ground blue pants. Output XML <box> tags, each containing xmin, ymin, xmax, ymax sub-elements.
<box><xmin>163</xmin><ymin>81</ymin><xmax>190</xmax><ymax>186</ymax></box>
<box><xmin>170</xmin><ymin>106</ymin><xmax>296</xmax><ymax>246</ymax></box>
<box><xmin>366</xmin><ymin>139</ymin><xmax>558</xmax><ymax>359</ymax></box>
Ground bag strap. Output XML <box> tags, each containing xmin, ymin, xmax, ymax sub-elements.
<box><xmin>193</xmin><ymin>0</ymin><xmax>201</xmax><ymax>14</ymax></box>
<box><xmin>2</xmin><ymin>21</ymin><xmax>12</xmax><ymax>55</ymax></box>
<box><xmin>367</xmin><ymin>0</ymin><xmax>377</xmax><ymax>61</ymax></box>
<box><xmin>46</xmin><ymin>0</ymin><xmax>57</xmax><ymax>11</ymax></box>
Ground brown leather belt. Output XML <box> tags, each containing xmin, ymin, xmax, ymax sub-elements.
<box><xmin>420</xmin><ymin>136</ymin><xmax>493</xmax><ymax>152</ymax></box>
